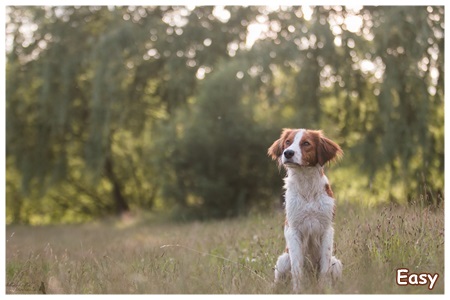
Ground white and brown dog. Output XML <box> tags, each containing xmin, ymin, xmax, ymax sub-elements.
<box><xmin>268</xmin><ymin>128</ymin><xmax>343</xmax><ymax>292</ymax></box>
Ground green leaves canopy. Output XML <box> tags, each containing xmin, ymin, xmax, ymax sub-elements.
<box><xmin>6</xmin><ymin>6</ymin><xmax>444</xmax><ymax>223</ymax></box>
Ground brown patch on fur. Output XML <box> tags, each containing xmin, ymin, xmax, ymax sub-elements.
<box><xmin>285</xmin><ymin>247</ymin><xmax>289</xmax><ymax>253</ymax></box>
<box><xmin>325</xmin><ymin>183</ymin><xmax>334</xmax><ymax>198</ymax></box>
<box><xmin>299</xmin><ymin>130</ymin><xmax>319</xmax><ymax>166</ymax></box>
<box><xmin>325</xmin><ymin>183</ymin><xmax>336</xmax><ymax>220</ymax></box>
<box><xmin>316</xmin><ymin>131</ymin><xmax>343</xmax><ymax>166</ymax></box>
<box><xmin>267</xmin><ymin>128</ymin><xmax>299</xmax><ymax>161</ymax></box>
<box><xmin>300</xmin><ymin>130</ymin><xmax>343</xmax><ymax>166</ymax></box>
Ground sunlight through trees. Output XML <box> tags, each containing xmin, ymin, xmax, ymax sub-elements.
<box><xmin>6</xmin><ymin>6</ymin><xmax>444</xmax><ymax>223</ymax></box>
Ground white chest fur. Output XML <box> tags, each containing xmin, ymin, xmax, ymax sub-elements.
<box><xmin>284</xmin><ymin>166</ymin><xmax>334</xmax><ymax>236</ymax></box>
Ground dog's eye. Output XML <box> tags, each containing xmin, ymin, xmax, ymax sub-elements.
<box><xmin>302</xmin><ymin>141</ymin><xmax>311</xmax><ymax>146</ymax></box>
<box><xmin>285</xmin><ymin>140</ymin><xmax>291</xmax><ymax>145</ymax></box>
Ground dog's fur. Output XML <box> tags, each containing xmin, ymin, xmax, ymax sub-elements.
<box><xmin>268</xmin><ymin>128</ymin><xmax>343</xmax><ymax>292</ymax></box>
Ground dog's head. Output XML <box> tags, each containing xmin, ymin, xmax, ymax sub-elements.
<box><xmin>268</xmin><ymin>128</ymin><xmax>343</xmax><ymax>168</ymax></box>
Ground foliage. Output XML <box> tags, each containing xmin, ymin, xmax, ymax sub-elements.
<box><xmin>5</xmin><ymin>6</ymin><xmax>444</xmax><ymax>223</ymax></box>
<box><xmin>155</xmin><ymin>59</ymin><xmax>280</xmax><ymax>219</ymax></box>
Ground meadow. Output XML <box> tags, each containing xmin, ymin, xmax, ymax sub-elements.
<box><xmin>5</xmin><ymin>202</ymin><xmax>444</xmax><ymax>294</ymax></box>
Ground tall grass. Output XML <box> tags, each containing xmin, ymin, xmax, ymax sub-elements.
<box><xmin>5</xmin><ymin>202</ymin><xmax>444</xmax><ymax>294</ymax></box>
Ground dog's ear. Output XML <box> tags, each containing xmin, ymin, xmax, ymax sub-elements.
<box><xmin>268</xmin><ymin>129</ymin><xmax>295</xmax><ymax>161</ymax></box>
<box><xmin>268</xmin><ymin>138</ymin><xmax>283</xmax><ymax>161</ymax></box>
<box><xmin>317</xmin><ymin>134</ymin><xmax>343</xmax><ymax>166</ymax></box>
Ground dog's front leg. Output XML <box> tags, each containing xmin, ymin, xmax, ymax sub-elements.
<box><xmin>318</xmin><ymin>227</ymin><xmax>334</xmax><ymax>287</ymax></box>
<box><xmin>285</xmin><ymin>227</ymin><xmax>303</xmax><ymax>293</ymax></box>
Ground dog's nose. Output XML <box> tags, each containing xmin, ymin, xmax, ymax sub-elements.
<box><xmin>284</xmin><ymin>150</ymin><xmax>295</xmax><ymax>159</ymax></box>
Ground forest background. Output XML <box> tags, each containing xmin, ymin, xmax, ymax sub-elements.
<box><xmin>5</xmin><ymin>5</ymin><xmax>444</xmax><ymax>224</ymax></box>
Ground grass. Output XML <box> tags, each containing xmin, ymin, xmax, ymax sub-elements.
<box><xmin>5</xmin><ymin>202</ymin><xmax>444</xmax><ymax>294</ymax></box>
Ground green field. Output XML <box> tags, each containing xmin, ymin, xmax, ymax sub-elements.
<box><xmin>5</xmin><ymin>202</ymin><xmax>444</xmax><ymax>294</ymax></box>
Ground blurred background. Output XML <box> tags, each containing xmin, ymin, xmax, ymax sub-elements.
<box><xmin>5</xmin><ymin>6</ymin><xmax>444</xmax><ymax>224</ymax></box>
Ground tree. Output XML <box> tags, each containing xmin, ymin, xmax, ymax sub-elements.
<box><xmin>6</xmin><ymin>6</ymin><xmax>444</xmax><ymax>223</ymax></box>
<box><xmin>240</xmin><ymin>6</ymin><xmax>444</xmax><ymax>202</ymax></box>
<box><xmin>155</xmin><ymin>58</ymin><xmax>280</xmax><ymax>219</ymax></box>
<box><xmin>6</xmin><ymin>6</ymin><xmax>260</xmax><ymax>221</ymax></box>
<box><xmin>367</xmin><ymin>7</ymin><xmax>444</xmax><ymax>201</ymax></box>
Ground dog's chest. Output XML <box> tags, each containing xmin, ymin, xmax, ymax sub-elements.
<box><xmin>285</xmin><ymin>184</ymin><xmax>334</xmax><ymax>236</ymax></box>
<box><xmin>284</xmin><ymin>168</ymin><xmax>334</xmax><ymax>236</ymax></box>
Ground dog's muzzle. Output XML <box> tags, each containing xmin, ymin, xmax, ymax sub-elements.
<box><xmin>283</xmin><ymin>150</ymin><xmax>295</xmax><ymax>159</ymax></box>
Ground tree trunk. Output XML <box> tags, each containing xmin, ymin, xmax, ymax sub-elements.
<box><xmin>104</xmin><ymin>156</ymin><xmax>130</xmax><ymax>215</ymax></box>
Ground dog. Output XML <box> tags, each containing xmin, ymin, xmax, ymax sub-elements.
<box><xmin>268</xmin><ymin>128</ymin><xmax>343</xmax><ymax>292</ymax></box>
